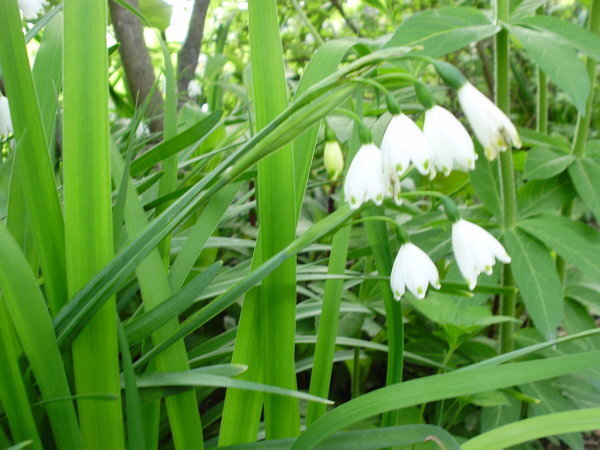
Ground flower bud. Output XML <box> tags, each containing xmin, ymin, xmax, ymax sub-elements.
<box><xmin>324</xmin><ymin>141</ymin><xmax>344</xmax><ymax>181</ymax></box>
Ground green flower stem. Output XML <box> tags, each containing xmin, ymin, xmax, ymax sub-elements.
<box><xmin>494</xmin><ymin>0</ymin><xmax>518</xmax><ymax>354</ymax></box>
<box><xmin>557</xmin><ymin>0</ymin><xmax>600</xmax><ymax>283</ymax></box>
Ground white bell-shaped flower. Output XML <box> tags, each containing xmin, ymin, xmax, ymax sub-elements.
<box><xmin>452</xmin><ymin>219</ymin><xmax>511</xmax><ymax>290</ymax></box>
<box><xmin>390</xmin><ymin>242</ymin><xmax>440</xmax><ymax>300</ymax></box>
<box><xmin>343</xmin><ymin>143</ymin><xmax>389</xmax><ymax>209</ymax></box>
<box><xmin>188</xmin><ymin>79</ymin><xmax>201</xmax><ymax>98</ymax></box>
<box><xmin>18</xmin><ymin>0</ymin><xmax>48</xmax><ymax>20</ymax></box>
<box><xmin>0</xmin><ymin>96</ymin><xmax>13</xmax><ymax>138</ymax></box>
<box><xmin>423</xmin><ymin>106</ymin><xmax>477</xmax><ymax>176</ymax></box>
<box><xmin>381</xmin><ymin>114</ymin><xmax>432</xmax><ymax>177</ymax></box>
<box><xmin>458</xmin><ymin>83</ymin><xmax>521</xmax><ymax>161</ymax></box>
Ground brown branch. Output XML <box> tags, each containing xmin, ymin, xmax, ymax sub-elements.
<box><xmin>330</xmin><ymin>0</ymin><xmax>359</xmax><ymax>36</ymax></box>
<box><xmin>109</xmin><ymin>0</ymin><xmax>164</xmax><ymax>132</ymax></box>
<box><xmin>177</xmin><ymin>0</ymin><xmax>211</xmax><ymax>108</ymax></box>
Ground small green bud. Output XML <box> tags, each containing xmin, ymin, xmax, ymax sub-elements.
<box><xmin>385</xmin><ymin>93</ymin><xmax>402</xmax><ymax>116</ymax></box>
<box><xmin>324</xmin><ymin>141</ymin><xmax>344</xmax><ymax>181</ymax></box>
<box><xmin>357</xmin><ymin>121</ymin><xmax>373</xmax><ymax>144</ymax></box>
<box><xmin>414</xmin><ymin>81</ymin><xmax>435</xmax><ymax>111</ymax></box>
<box><xmin>432</xmin><ymin>60</ymin><xmax>468</xmax><ymax>90</ymax></box>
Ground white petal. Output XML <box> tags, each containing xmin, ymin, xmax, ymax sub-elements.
<box><xmin>0</xmin><ymin>97</ymin><xmax>12</xmax><ymax>138</ymax></box>
<box><xmin>17</xmin><ymin>0</ymin><xmax>47</xmax><ymax>19</ymax></box>
<box><xmin>452</xmin><ymin>220</ymin><xmax>479</xmax><ymax>289</ymax></box>
<box><xmin>343</xmin><ymin>144</ymin><xmax>388</xmax><ymax>209</ymax></box>
<box><xmin>381</xmin><ymin>115</ymin><xmax>412</xmax><ymax>176</ymax></box>
<box><xmin>424</xmin><ymin>106</ymin><xmax>475</xmax><ymax>175</ymax></box>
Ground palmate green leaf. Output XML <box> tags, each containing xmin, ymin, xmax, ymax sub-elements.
<box><xmin>510</xmin><ymin>0</ymin><xmax>548</xmax><ymax>22</ymax></box>
<box><xmin>384</xmin><ymin>7</ymin><xmax>500</xmax><ymax>56</ymax></box>
<box><xmin>506</xmin><ymin>24</ymin><xmax>590</xmax><ymax>113</ymax></box>
<box><xmin>292</xmin><ymin>352</ymin><xmax>600</xmax><ymax>449</ymax></box>
<box><xmin>462</xmin><ymin>408</ymin><xmax>600</xmax><ymax>450</ymax></box>
<box><xmin>0</xmin><ymin>222</ymin><xmax>82</xmax><ymax>449</ymax></box>
<box><xmin>519</xmin><ymin>15</ymin><xmax>600</xmax><ymax>60</ymax></box>
<box><xmin>518</xmin><ymin>173</ymin><xmax>575</xmax><ymax>218</ymax></box>
<box><xmin>138</xmin><ymin>0</ymin><xmax>172</xmax><ymax>31</ymax></box>
<box><xmin>518</xmin><ymin>127</ymin><xmax>571</xmax><ymax>151</ymax></box>
<box><xmin>523</xmin><ymin>146</ymin><xmax>575</xmax><ymax>180</ymax></box>
<box><xmin>521</xmin><ymin>381</ymin><xmax>583</xmax><ymax>449</ymax></box>
<box><xmin>470</xmin><ymin>145</ymin><xmax>502</xmax><ymax>218</ymax></box>
<box><xmin>519</xmin><ymin>214</ymin><xmax>600</xmax><ymax>282</ymax></box>
<box><xmin>217</xmin><ymin>425</ymin><xmax>460</xmax><ymax>450</ymax></box>
<box><xmin>568</xmin><ymin>157</ymin><xmax>600</xmax><ymax>221</ymax></box>
<box><xmin>503</xmin><ymin>229</ymin><xmax>563</xmax><ymax>340</ymax></box>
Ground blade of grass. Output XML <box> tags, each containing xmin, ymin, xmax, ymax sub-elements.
<box><xmin>0</xmin><ymin>0</ymin><xmax>67</xmax><ymax>315</ymax></box>
<box><xmin>250</xmin><ymin>0</ymin><xmax>299</xmax><ymax>439</ymax></box>
<box><xmin>111</xmin><ymin>145</ymin><xmax>205</xmax><ymax>449</ymax></box>
<box><xmin>462</xmin><ymin>408</ymin><xmax>600</xmax><ymax>450</ymax></box>
<box><xmin>117</xmin><ymin>322</ymin><xmax>146</xmax><ymax>450</ymax></box>
<box><xmin>293</xmin><ymin>351</ymin><xmax>600</xmax><ymax>449</ymax></box>
<box><xmin>0</xmin><ymin>222</ymin><xmax>82</xmax><ymax>449</ymax></box>
<box><xmin>168</xmin><ymin>182</ymin><xmax>241</xmax><ymax>290</ymax></box>
<box><xmin>156</xmin><ymin>38</ymin><xmax>179</xmax><ymax>266</ymax></box>
<box><xmin>133</xmin><ymin>205</ymin><xmax>359</xmax><ymax>370</ymax></box>
<box><xmin>0</xmin><ymin>304</ymin><xmax>42</xmax><ymax>450</ymax></box>
<box><xmin>63</xmin><ymin>0</ymin><xmax>124</xmax><ymax>447</ymax></box>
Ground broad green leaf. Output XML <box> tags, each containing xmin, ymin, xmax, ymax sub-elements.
<box><xmin>568</xmin><ymin>157</ymin><xmax>600</xmax><ymax>221</ymax></box>
<box><xmin>510</xmin><ymin>0</ymin><xmax>548</xmax><ymax>22</ymax></box>
<box><xmin>519</xmin><ymin>214</ymin><xmax>600</xmax><ymax>282</ymax></box>
<box><xmin>462</xmin><ymin>408</ymin><xmax>600</xmax><ymax>450</ymax></box>
<box><xmin>470</xmin><ymin>145</ymin><xmax>502</xmax><ymax>218</ymax></box>
<box><xmin>520</xmin><ymin>15</ymin><xmax>600</xmax><ymax>60</ymax></box>
<box><xmin>507</xmin><ymin>24</ymin><xmax>590</xmax><ymax>113</ymax></box>
<box><xmin>503</xmin><ymin>229</ymin><xmax>563</xmax><ymax>339</ymax></box>
<box><xmin>139</xmin><ymin>0</ymin><xmax>172</xmax><ymax>30</ymax></box>
<box><xmin>518</xmin><ymin>127</ymin><xmax>570</xmax><ymax>151</ymax></box>
<box><xmin>522</xmin><ymin>381</ymin><xmax>583</xmax><ymax>449</ymax></box>
<box><xmin>480</xmin><ymin>396</ymin><xmax>521</xmax><ymax>432</ymax></box>
<box><xmin>523</xmin><ymin>146</ymin><xmax>575</xmax><ymax>180</ymax></box>
<box><xmin>292</xmin><ymin>352</ymin><xmax>600</xmax><ymax>449</ymax></box>
<box><xmin>384</xmin><ymin>7</ymin><xmax>500</xmax><ymax>56</ymax></box>
<box><xmin>518</xmin><ymin>173</ymin><xmax>575</xmax><ymax>217</ymax></box>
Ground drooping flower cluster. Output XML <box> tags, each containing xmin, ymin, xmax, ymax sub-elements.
<box><xmin>389</xmin><ymin>219</ymin><xmax>510</xmax><ymax>300</ymax></box>
<box><xmin>17</xmin><ymin>0</ymin><xmax>48</xmax><ymax>20</ymax></box>
<box><xmin>0</xmin><ymin>96</ymin><xmax>13</xmax><ymax>139</ymax></box>
<box><xmin>340</xmin><ymin>64</ymin><xmax>516</xmax><ymax>298</ymax></box>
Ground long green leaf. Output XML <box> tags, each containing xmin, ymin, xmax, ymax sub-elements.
<box><xmin>111</xmin><ymin>146</ymin><xmax>204</xmax><ymax>449</ymax></box>
<box><xmin>220</xmin><ymin>425</ymin><xmax>461</xmax><ymax>450</ymax></box>
<box><xmin>292</xmin><ymin>352</ymin><xmax>600</xmax><ymax>449</ymax></box>
<box><xmin>0</xmin><ymin>0</ymin><xmax>67</xmax><ymax>314</ymax></box>
<box><xmin>0</xmin><ymin>222</ymin><xmax>82</xmax><ymax>449</ymax></box>
<box><xmin>462</xmin><ymin>408</ymin><xmax>600</xmax><ymax>450</ymax></box>
<box><xmin>63</xmin><ymin>0</ymin><xmax>123</xmax><ymax>446</ymax></box>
